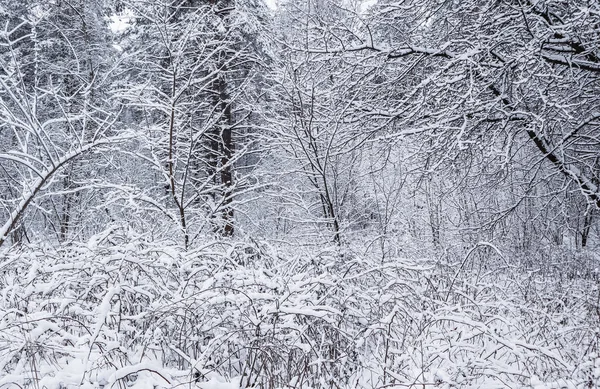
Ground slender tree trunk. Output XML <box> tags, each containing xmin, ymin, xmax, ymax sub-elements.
<box><xmin>581</xmin><ymin>208</ymin><xmax>593</xmax><ymax>248</ymax></box>
<box><xmin>219</xmin><ymin>77</ymin><xmax>234</xmax><ymax>236</ymax></box>
<box><xmin>167</xmin><ymin>68</ymin><xmax>189</xmax><ymax>249</ymax></box>
<box><xmin>212</xmin><ymin>0</ymin><xmax>236</xmax><ymax>237</ymax></box>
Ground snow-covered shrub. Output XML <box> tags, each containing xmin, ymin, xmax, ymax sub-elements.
<box><xmin>0</xmin><ymin>231</ymin><xmax>597</xmax><ymax>388</ymax></box>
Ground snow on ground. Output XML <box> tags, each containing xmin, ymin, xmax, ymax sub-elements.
<box><xmin>0</xmin><ymin>233</ymin><xmax>598</xmax><ymax>388</ymax></box>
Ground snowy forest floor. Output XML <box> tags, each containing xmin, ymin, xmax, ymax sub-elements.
<box><xmin>0</xmin><ymin>230</ymin><xmax>599</xmax><ymax>389</ymax></box>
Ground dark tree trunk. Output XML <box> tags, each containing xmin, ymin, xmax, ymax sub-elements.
<box><xmin>581</xmin><ymin>209</ymin><xmax>593</xmax><ymax>248</ymax></box>
<box><xmin>219</xmin><ymin>78</ymin><xmax>234</xmax><ymax>236</ymax></box>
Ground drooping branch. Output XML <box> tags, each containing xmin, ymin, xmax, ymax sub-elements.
<box><xmin>525</xmin><ymin>128</ymin><xmax>600</xmax><ymax>208</ymax></box>
<box><xmin>0</xmin><ymin>136</ymin><xmax>131</xmax><ymax>249</ymax></box>
<box><xmin>488</xmin><ymin>83</ymin><xmax>600</xmax><ymax>208</ymax></box>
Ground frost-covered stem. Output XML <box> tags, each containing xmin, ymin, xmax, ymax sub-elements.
<box><xmin>167</xmin><ymin>67</ymin><xmax>189</xmax><ymax>249</ymax></box>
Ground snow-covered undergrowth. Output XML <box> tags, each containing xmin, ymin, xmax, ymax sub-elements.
<box><xmin>0</xmin><ymin>234</ymin><xmax>598</xmax><ymax>388</ymax></box>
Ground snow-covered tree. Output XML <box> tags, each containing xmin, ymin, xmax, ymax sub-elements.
<box><xmin>111</xmin><ymin>0</ymin><xmax>270</xmax><ymax>247</ymax></box>
<box><xmin>0</xmin><ymin>0</ymin><xmax>126</xmax><ymax>247</ymax></box>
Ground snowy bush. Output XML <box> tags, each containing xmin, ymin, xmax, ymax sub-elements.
<box><xmin>0</xmin><ymin>232</ymin><xmax>598</xmax><ymax>388</ymax></box>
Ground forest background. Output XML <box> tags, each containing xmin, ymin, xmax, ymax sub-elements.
<box><xmin>0</xmin><ymin>0</ymin><xmax>599</xmax><ymax>387</ymax></box>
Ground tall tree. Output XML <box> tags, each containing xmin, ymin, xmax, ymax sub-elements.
<box><xmin>116</xmin><ymin>0</ymin><xmax>269</xmax><ymax>247</ymax></box>
<box><xmin>276</xmin><ymin>0</ymin><xmax>600</xmax><ymax>250</ymax></box>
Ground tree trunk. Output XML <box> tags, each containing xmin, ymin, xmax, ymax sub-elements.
<box><xmin>581</xmin><ymin>208</ymin><xmax>593</xmax><ymax>248</ymax></box>
<box><xmin>219</xmin><ymin>77</ymin><xmax>234</xmax><ymax>236</ymax></box>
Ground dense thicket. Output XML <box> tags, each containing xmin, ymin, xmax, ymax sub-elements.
<box><xmin>1</xmin><ymin>238</ymin><xmax>598</xmax><ymax>388</ymax></box>
<box><xmin>0</xmin><ymin>0</ymin><xmax>599</xmax><ymax>387</ymax></box>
